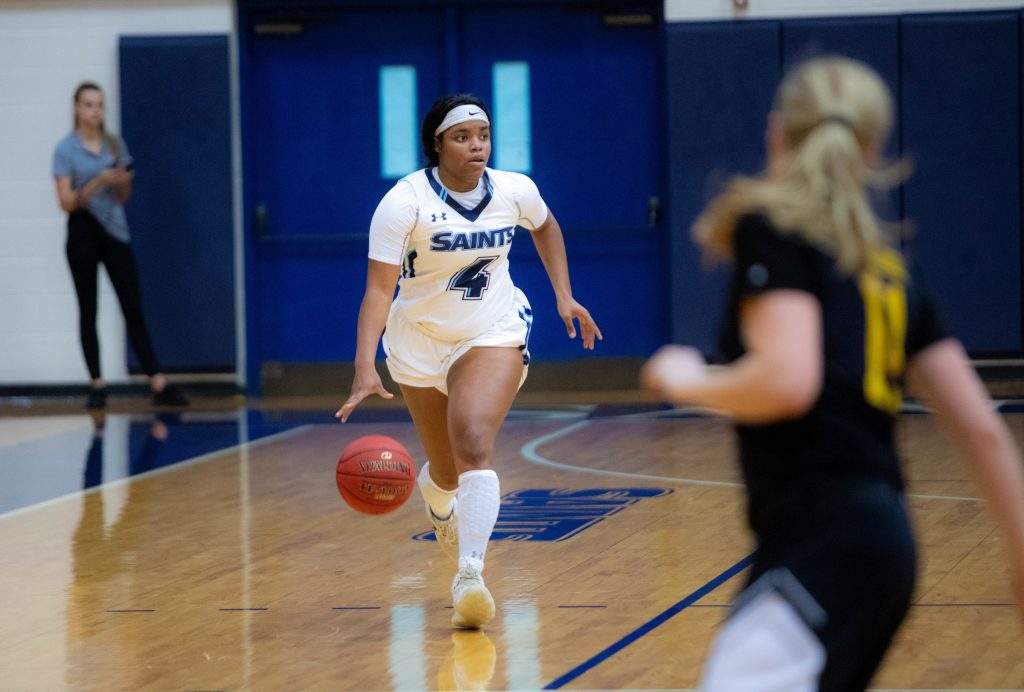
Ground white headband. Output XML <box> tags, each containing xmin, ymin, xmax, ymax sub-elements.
<box><xmin>434</xmin><ymin>104</ymin><xmax>489</xmax><ymax>136</ymax></box>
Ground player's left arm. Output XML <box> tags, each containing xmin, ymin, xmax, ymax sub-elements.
<box><xmin>907</xmin><ymin>339</ymin><xmax>1024</xmax><ymax>624</ymax></box>
<box><xmin>112</xmin><ymin>138</ymin><xmax>133</xmax><ymax>203</ymax></box>
<box><xmin>528</xmin><ymin>211</ymin><xmax>602</xmax><ymax>349</ymax></box>
<box><xmin>111</xmin><ymin>165</ymin><xmax>133</xmax><ymax>204</ymax></box>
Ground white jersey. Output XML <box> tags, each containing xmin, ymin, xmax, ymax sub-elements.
<box><xmin>368</xmin><ymin>167</ymin><xmax>548</xmax><ymax>342</ymax></box>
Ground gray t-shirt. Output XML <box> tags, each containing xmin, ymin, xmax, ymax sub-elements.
<box><xmin>52</xmin><ymin>132</ymin><xmax>134</xmax><ymax>243</ymax></box>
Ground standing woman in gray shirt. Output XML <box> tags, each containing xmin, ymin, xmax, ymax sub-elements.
<box><xmin>53</xmin><ymin>81</ymin><xmax>188</xmax><ymax>409</ymax></box>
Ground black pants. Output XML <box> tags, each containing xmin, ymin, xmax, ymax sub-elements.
<box><xmin>746</xmin><ymin>481</ymin><xmax>916</xmax><ymax>692</ymax></box>
<box><xmin>66</xmin><ymin>210</ymin><xmax>160</xmax><ymax>380</ymax></box>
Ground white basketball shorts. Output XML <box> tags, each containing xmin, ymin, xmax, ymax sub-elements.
<box><xmin>382</xmin><ymin>287</ymin><xmax>532</xmax><ymax>395</ymax></box>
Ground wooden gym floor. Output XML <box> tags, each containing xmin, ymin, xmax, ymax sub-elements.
<box><xmin>0</xmin><ymin>394</ymin><xmax>1022</xmax><ymax>691</ymax></box>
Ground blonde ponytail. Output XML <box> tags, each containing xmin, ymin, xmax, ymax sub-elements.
<box><xmin>694</xmin><ymin>57</ymin><xmax>906</xmax><ymax>275</ymax></box>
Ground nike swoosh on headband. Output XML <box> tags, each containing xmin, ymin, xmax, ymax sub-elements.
<box><xmin>435</xmin><ymin>104</ymin><xmax>490</xmax><ymax>135</ymax></box>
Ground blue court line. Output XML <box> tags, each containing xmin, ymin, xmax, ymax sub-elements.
<box><xmin>544</xmin><ymin>554</ymin><xmax>753</xmax><ymax>690</ymax></box>
<box><xmin>558</xmin><ymin>605</ymin><xmax>607</xmax><ymax>609</ymax></box>
<box><xmin>219</xmin><ymin>608</ymin><xmax>267</xmax><ymax>611</ymax></box>
<box><xmin>332</xmin><ymin>606</ymin><xmax>381</xmax><ymax>610</ymax></box>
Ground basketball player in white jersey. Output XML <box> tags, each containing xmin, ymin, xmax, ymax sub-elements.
<box><xmin>337</xmin><ymin>95</ymin><xmax>601</xmax><ymax>628</ymax></box>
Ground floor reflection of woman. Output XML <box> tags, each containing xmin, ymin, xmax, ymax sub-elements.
<box><xmin>68</xmin><ymin>414</ymin><xmax>170</xmax><ymax>687</ymax></box>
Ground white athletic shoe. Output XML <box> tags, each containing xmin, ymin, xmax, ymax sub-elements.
<box><xmin>451</xmin><ymin>558</ymin><xmax>495</xmax><ymax>629</ymax></box>
<box><xmin>427</xmin><ymin>498</ymin><xmax>459</xmax><ymax>562</ymax></box>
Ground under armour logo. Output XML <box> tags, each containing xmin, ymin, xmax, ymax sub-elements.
<box><xmin>431</xmin><ymin>212</ymin><xmax>447</xmax><ymax>222</ymax></box>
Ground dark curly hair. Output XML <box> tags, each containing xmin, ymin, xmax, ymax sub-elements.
<box><xmin>420</xmin><ymin>94</ymin><xmax>492</xmax><ymax>167</ymax></box>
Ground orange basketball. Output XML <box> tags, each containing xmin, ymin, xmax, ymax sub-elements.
<box><xmin>336</xmin><ymin>435</ymin><xmax>415</xmax><ymax>515</ymax></box>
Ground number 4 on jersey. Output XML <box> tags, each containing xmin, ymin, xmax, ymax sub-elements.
<box><xmin>449</xmin><ymin>256</ymin><xmax>498</xmax><ymax>300</ymax></box>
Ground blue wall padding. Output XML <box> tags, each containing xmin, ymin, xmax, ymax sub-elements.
<box><xmin>782</xmin><ymin>15</ymin><xmax>898</xmax><ymax>73</ymax></box>
<box><xmin>665</xmin><ymin>21</ymin><xmax>780</xmax><ymax>355</ymax></box>
<box><xmin>901</xmin><ymin>12</ymin><xmax>1021</xmax><ymax>353</ymax></box>
<box><xmin>119</xmin><ymin>36</ymin><xmax>235</xmax><ymax>372</ymax></box>
<box><xmin>665</xmin><ymin>11</ymin><xmax>1023</xmax><ymax>357</ymax></box>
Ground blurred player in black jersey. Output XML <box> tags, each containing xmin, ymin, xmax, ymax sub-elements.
<box><xmin>642</xmin><ymin>56</ymin><xmax>1024</xmax><ymax>691</ymax></box>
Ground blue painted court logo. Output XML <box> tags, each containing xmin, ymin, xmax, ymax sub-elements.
<box><xmin>413</xmin><ymin>488</ymin><xmax>672</xmax><ymax>543</ymax></box>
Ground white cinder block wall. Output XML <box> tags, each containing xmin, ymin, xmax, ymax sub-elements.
<box><xmin>0</xmin><ymin>0</ymin><xmax>231</xmax><ymax>385</ymax></box>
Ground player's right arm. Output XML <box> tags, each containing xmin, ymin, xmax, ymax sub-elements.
<box><xmin>54</xmin><ymin>171</ymin><xmax>121</xmax><ymax>212</ymax></box>
<box><xmin>337</xmin><ymin>181</ymin><xmax>416</xmax><ymax>423</ymax></box>
<box><xmin>336</xmin><ymin>259</ymin><xmax>401</xmax><ymax>423</ymax></box>
<box><xmin>907</xmin><ymin>338</ymin><xmax>1024</xmax><ymax>626</ymax></box>
<box><xmin>641</xmin><ymin>215</ymin><xmax>823</xmax><ymax>424</ymax></box>
<box><xmin>640</xmin><ymin>289</ymin><xmax>822</xmax><ymax>423</ymax></box>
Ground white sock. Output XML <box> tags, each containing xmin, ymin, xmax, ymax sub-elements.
<box><xmin>418</xmin><ymin>462</ymin><xmax>456</xmax><ymax>519</ymax></box>
<box><xmin>457</xmin><ymin>469</ymin><xmax>500</xmax><ymax>571</ymax></box>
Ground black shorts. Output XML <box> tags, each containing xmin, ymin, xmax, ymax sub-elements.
<box><xmin>703</xmin><ymin>481</ymin><xmax>916</xmax><ymax>692</ymax></box>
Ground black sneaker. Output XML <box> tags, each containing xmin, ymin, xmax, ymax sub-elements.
<box><xmin>86</xmin><ymin>388</ymin><xmax>108</xmax><ymax>409</ymax></box>
<box><xmin>152</xmin><ymin>384</ymin><xmax>189</xmax><ymax>407</ymax></box>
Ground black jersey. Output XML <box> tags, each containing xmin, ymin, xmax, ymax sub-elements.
<box><xmin>719</xmin><ymin>213</ymin><xmax>947</xmax><ymax>530</ymax></box>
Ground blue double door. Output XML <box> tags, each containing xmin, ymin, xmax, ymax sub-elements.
<box><xmin>242</xmin><ymin>3</ymin><xmax>667</xmax><ymax>389</ymax></box>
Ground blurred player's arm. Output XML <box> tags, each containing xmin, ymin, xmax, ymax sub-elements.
<box><xmin>55</xmin><ymin>176</ymin><xmax>81</xmax><ymax>211</ymax></box>
<box><xmin>336</xmin><ymin>259</ymin><xmax>400</xmax><ymax>422</ymax></box>
<box><xmin>641</xmin><ymin>289</ymin><xmax>822</xmax><ymax>423</ymax></box>
<box><xmin>54</xmin><ymin>170</ymin><xmax>130</xmax><ymax>212</ymax></box>
<box><xmin>112</xmin><ymin>167</ymin><xmax>132</xmax><ymax>204</ymax></box>
<box><xmin>907</xmin><ymin>338</ymin><xmax>1024</xmax><ymax>623</ymax></box>
<box><xmin>528</xmin><ymin>211</ymin><xmax>602</xmax><ymax>349</ymax></box>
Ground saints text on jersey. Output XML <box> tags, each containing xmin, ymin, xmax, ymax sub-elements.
<box><xmin>430</xmin><ymin>226</ymin><xmax>515</xmax><ymax>251</ymax></box>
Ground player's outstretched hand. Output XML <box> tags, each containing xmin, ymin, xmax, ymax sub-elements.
<box><xmin>557</xmin><ymin>297</ymin><xmax>602</xmax><ymax>350</ymax></box>
<box><xmin>336</xmin><ymin>367</ymin><xmax>393</xmax><ymax>423</ymax></box>
<box><xmin>640</xmin><ymin>344</ymin><xmax>707</xmax><ymax>401</ymax></box>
